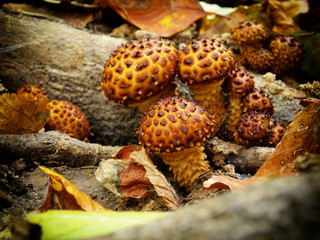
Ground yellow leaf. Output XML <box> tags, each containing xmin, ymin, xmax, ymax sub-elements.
<box><xmin>39</xmin><ymin>166</ymin><xmax>111</xmax><ymax>212</ymax></box>
<box><xmin>0</xmin><ymin>92</ymin><xmax>49</xmax><ymax>134</ymax></box>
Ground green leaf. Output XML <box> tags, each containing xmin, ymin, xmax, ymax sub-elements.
<box><xmin>27</xmin><ymin>210</ymin><xmax>169</xmax><ymax>240</ymax></box>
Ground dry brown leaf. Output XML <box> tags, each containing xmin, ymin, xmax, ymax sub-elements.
<box><xmin>97</xmin><ymin>0</ymin><xmax>206</xmax><ymax>37</ymax></box>
<box><xmin>282</xmin><ymin>0</ymin><xmax>309</xmax><ymax>18</ymax></box>
<box><xmin>0</xmin><ymin>92</ymin><xmax>49</xmax><ymax>134</ymax></box>
<box><xmin>265</xmin><ymin>0</ymin><xmax>301</xmax><ymax>33</ymax></box>
<box><xmin>95</xmin><ymin>145</ymin><xmax>180</xmax><ymax>210</ymax></box>
<box><xmin>204</xmin><ymin>102</ymin><xmax>320</xmax><ymax>191</ymax></box>
<box><xmin>39</xmin><ymin>166</ymin><xmax>111</xmax><ymax>212</ymax></box>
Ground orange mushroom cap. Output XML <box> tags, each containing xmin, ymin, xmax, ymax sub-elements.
<box><xmin>138</xmin><ymin>96</ymin><xmax>215</xmax><ymax>153</ymax></box>
<box><xmin>102</xmin><ymin>39</ymin><xmax>179</xmax><ymax>105</ymax></box>
<box><xmin>267</xmin><ymin>122</ymin><xmax>287</xmax><ymax>147</ymax></box>
<box><xmin>222</xmin><ymin>67</ymin><xmax>255</xmax><ymax>98</ymax></box>
<box><xmin>243</xmin><ymin>47</ymin><xmax>274</xmax><ymax>73</ymax></box>
<box><xmin>45</xmin><ymin>100</ymin><xmax>91</xmax><ymax>141</ymax></box>
<box><xmin>242</xmin><ymin>89</ymin><xmax>274</xmax><ymax>116</ymax></box>
<box><xmin>269</xmin><ymin>36</ymin><xmax>304</xmax><ymax>75</ymax></box>
<box><xmin>178</xmin><ymin>38</ymin><xmax>234</xmax><ymax>85</ymax></box>
<box><xmin>231</xmin><ymin>20</ymin><xmax>269</xmax><ymax>45</ymax></box>
<box><xmin>237</xmin><ymin>112</ymin><xmax>270</xmax><ymax>143</ymax></box>
<box><xmin>16</xmin><ymin>84</ymin><xmax>46</xmax><ymax>99</ymax></box>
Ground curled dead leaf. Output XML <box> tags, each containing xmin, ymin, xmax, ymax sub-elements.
<box><xmin>265</xmin><ymin>0</ymin><xmax>301</xmax><ymax>33</ymax></box>
<box><xmin>95</xmin><ymin>145</ymin><xmax>180</xmax><ymax>210</ymax></box>
<box><xmin>39</xmin><ymin>166</ymin><xmax>111</xmax><ymax>212</ymax></box>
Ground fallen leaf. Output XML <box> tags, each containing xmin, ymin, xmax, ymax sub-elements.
<box><xmin>299</xmin><ymin>98</ymin><xmax>320</xmax><ymax>107</ymax></box>
<box><xmin>265</xmin><ymin>0</ymin><xmax>301</xmax><ymax>33</ymax></box>
<box><xmin>95</xmin><ymin>145</ymin><xmax>180</xmax><ymax>210</ymax></box>
<box><xmin>97</xmin><ymin>0</ymin><xmax>207</xmax><ymax>37</ymax></box>
<box><xmin>130</xmin><ymin>146</ymin><xmax>180</xmax><ymax>210</ymax></box>
<box><xmin>0</xmin><ymin>92</ymin><xmax>49</xmax><ymax>134</ymax></box>
<box><xmin>203</xmin><ymin>102</ymin><xmax>320</xmax><ymax>191</ymax></box>
<box><xmin>27</xmin><ymin>210</ymin><xmax>168</xmax><ymax>240</ymax></box>
<box><xmin>38</xmin><ymin>166</ymin><xmax>111</xmax><ymax>212</ymax></box>
<box><xmin>200</xmin><ymin>3</ymin><xmax>270</xmax><ymax>37</ymax></box>
<box><xmin>282</xmin><ymin>0</ymin><xmax>309</xmax><ymax>18</ymax></box>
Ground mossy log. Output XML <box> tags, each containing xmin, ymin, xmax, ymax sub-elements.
<box><xmin>0</xmin><ymin>9</ymin><xmax>141</xmax><ymax>146</ymax></box>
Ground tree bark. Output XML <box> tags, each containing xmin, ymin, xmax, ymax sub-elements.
<box><xmin>0</xmin><ymin>9</ymin><xmax>141</xmax><ymax>146</ymax></box>
<box><xmin>99</xmin><ymin>172</ymin><xmax>320</xmax><ymax>240</ymax></box>
<box><xmin>0</xmin><ymin>131</ymin><xmax>122</xmax><ymax>167</ymax></box>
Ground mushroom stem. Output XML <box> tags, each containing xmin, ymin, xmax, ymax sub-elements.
<box><xmin>129</xmin><ymin>84</ymin><xmax>175</xmax><ymax>113</ymax></box>
<box><xmin>226</xmin><ymin>97</ymin><xmax>242</xmax><ymax>142</ymax></box>
<box><xmin>159</xmin><ymin>146</ymin><xmax>211</xmax><ymax>190</ymax></box>
<box><xmin>190</xmin><ymin>81</ymin><xmax>226</xmax><ymax>134</ymax></box>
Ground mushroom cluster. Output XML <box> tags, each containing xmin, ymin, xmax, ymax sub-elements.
<box><xmin>230</xmin><ymin>20</ymin><xmax>304</xmax><ymax>74</ymax></box>
<box><xmin>102</xmin><ymin>38</ymin><xmax>179</xmax><ymax>113</ymax></box>
<box><xmin>222</xmin><ymin>67</ymin><xmax>255</xmax><ymax>141</ymax></box>
<box><xmin>222</xmin><ymin>68</ymin><xmax>287</xmax><ymax>146</ymax></box>
<box><xmin>138</xmin><ymin>96</ymin><xmax>215</xmax><ymax>190</ymax></box>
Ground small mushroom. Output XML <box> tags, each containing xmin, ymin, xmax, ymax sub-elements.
<box><xmin>178</xmin><ymin>38</ymin><xmax>234</xmax><ymax>133</ymax></box>
<box><xmin>242</xmin><ymin>88</ymin><xmax>274</xmax><ymax>117</ymax></box>
<box><xmin>138</xmin><ymin>96</ymin><xmax>215</xmax><ymax>190</ymax></box>
<box><xmin>269</xmin><ymin>35</ymin><xmax>304</xmax><ymax>75</ymax></box>
<box><xmin>102</xmin><ymin>39</ymin><xmax>179</xmax><ymax>113</ymax></box>
<box><xmin>243</xmin><ymin>47</ymin><xmax>274</xmax><ymax>73</ymax></box>
<box><xmin>236</xmin><ymin>112</ymin><xmax>270</xmax><ymax>146</ymax></box>
<box><xmin>222</xmin><ymin>67</ymin><xmax>255</xmax><ymax>141</ymax></box>
<box><xmin>231</xmin><ymin>20</ymin><xmax>269</xmax><ymax>46</ymax></box>
<box><xmin>267</xmin><ymin>122</ymin><xmax>287</xmax><ymax>147</ymax></box>
<box><xmin>45</xmin><ymin>100</ymin><xmax>92</xmax><ymax>142</ymax></box>
<box><xmin>16</xmin><ymin>84</ymin><xmax>46</xmax><ymax>99</ymax></box>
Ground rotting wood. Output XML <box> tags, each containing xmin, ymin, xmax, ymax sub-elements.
<box><xmin>206</xmin><ymin>138</ymin><xmax>274</xmax><ymax>174</ymax></box>
<box><xmin>0</xmin><ymin>9</ymin><xmax>141</xmax><ymax>146</ymax></box>
<box><xmin>0</xmin><ymin>131</ymin><xmax>122</xmax><ymax>167</ymax></box>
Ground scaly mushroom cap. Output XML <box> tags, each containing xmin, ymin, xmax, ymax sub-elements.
<box><xmin>102</xmin><ymin>39</ymin><xmax>179</xmax><ymax>105</ymax></box>
<box><xmin>16</xmin><ymin>84</ymin><xmax>46</xmax><ymax>98</ymax></box>
<box><xmin>269</xmin><ymin>36</ymin><xmax>304</xmax><ymax>75</ymax></box>
<box><xmin>267</xmin><ymin>122</ymin><xmax>287</xmax><ymax>147</ymax></box>
<box><xmin>231</xmin><ymin>20</ymin><xmax>269</xmax><ymax>45</ymax></box>
<box><xmin>237</xmin><ymin>112</ymin><xmax>270</xmax><ymax>143</ymax></box>
<box><xmin>45</xmin><ymin>100</ymin><xmax>91</xmax><ymax>141</ymax></box>
<box><xmin>138</xmin><ymin>96</ymin><xmax>215</xmax><ymax>153</ymax></box>
<box><xmin>178</xmin><ymin>38</ymin><xmax>234</xmax><ymax>85</ymax></box>
<box><xmin>242</xmin><ymin>89</ymin><xmax>274</xmax><ymax>116</ymax></box>
<box><xmin>223</xmin><ymin>67</ymin><xmax>255</xmax><ymax>98</ymax></box>
<box><xmin>243</xmin><ymin>47</ymin><xmax>274</xmax><ymax>73</ymax></box>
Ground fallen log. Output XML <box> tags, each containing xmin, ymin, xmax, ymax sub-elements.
<box><xmin>0</xmin><ymin>131</ymin><xmax>273</xmax><ymax>171</ymax></box>
<box><xmin>0</xmin><ymin>131</ymin><xmax>121</xmax><ymax>167</ymax></box>
<box><xmin>0</xmin><ymin>9</ymin><xmax>141</xmax><ymax>146</ymax></box>
<box><xmin>206</xmin><ymin>138</ymin><xmax>274</xmax><ymax>174</ymax></box>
